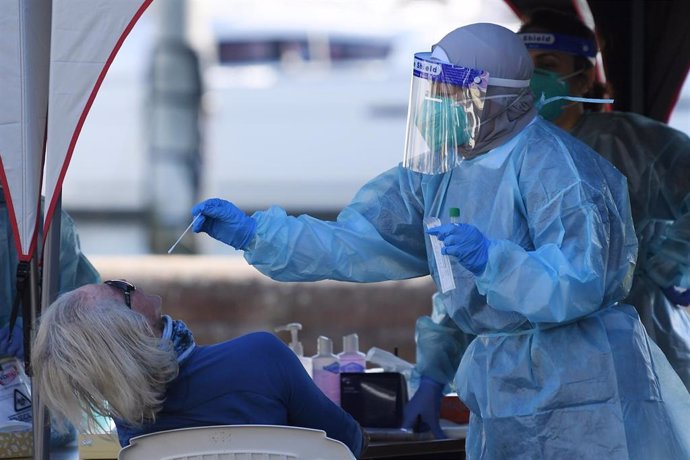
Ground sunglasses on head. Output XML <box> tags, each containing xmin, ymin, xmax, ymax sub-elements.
<box><xmin>104</xmin><ymin>279</ymin><xmax>136</xmax><ymax>309</ymax></box>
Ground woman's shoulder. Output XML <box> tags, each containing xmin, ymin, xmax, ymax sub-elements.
<box><xmin>237</xmin><ymin>331</ymin><xmax>287</xmax><ymax>350</ymax></box>
<box><xmin>183</xmin><ymin>332</ymin><xmax>293</xmax><ymax>382</ymax></box>
<box><xmin>207</xmin><ymin>331</ymin><xmax>291</xmax><ymax>360</ymax></box>
<box><xmin>518</xmin><ymin>117</ymin><xmax>582</xmax><ymax>151</ymax></box>
<box><xmin>515</xmin><ymin>117</ymin><xmax>599</xmax><ymax>165</ymax></box>
<box><xmin>513</xmin><ymin>117</ymin><xmax>626</xmax><ymax>193</ymax></box>
<box><xmin>579</xmin><ymin>111</ymin><xmax>688</xmax><ymax>139</ymax></box>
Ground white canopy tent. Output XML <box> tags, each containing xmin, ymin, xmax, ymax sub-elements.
<box><xmin>0</xmin><ymin>0</ymin><xmax>152</xmax><ymax>457</ymax></box>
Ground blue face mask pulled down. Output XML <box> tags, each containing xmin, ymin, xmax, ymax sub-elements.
<box><xmin>530</xmin><ymin>68</ymin><xmax>613</xmax><ymax>121</ymax></box>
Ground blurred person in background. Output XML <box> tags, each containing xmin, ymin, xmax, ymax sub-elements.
<box><xmin>519</xmin><ymin>8</ymin><xmax>690</xmax><ymax>390</ymax></box>
<box><xmin>32</xmin><ymin>280</ymin><xmax>366</xmax><ymax>458</ymax></box>
<box><xmin>192</xmin><ymin>22</ymin><xmax>690</xmax><ymax>458</ymax></box>
<box><xmin>0</xmin><ymin>184</ymin><xmax>100</xmax><ymax>447</ymax></box>
<box><xmin>0</xmin><ymin>185</ymin><xmax>101</xmax><ymax>350</ymax></box>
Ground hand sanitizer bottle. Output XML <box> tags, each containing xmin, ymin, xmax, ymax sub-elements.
<box><xmin>275</xmin><ymin>323</ymin><xmax>312</xmax><ymax>377</ymax></box>
<box><xmin>312</xmin><ymin>336</ymin><xmax>340</xmax><ymax>405</ymax></box>
<box><xmin>338</xmin><ymin>333</ymin><xmax>366</xmax><ymax>373</ymax></box>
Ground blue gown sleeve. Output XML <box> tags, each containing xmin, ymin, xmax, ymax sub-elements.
<box><xmin>571</xmin><ymin>112</ymin><xmax>690</xmax><ymax>290</ymax></box>
<box><xmin>415</xmin><ymin>293</ymin><xmax>473</xmax><ymax>386</ymax></box>
<box><xmin>644</xmin><ymin>136</ymin><xmax>690</xmax><ymax>289</ymax></box>
<box><xmin>475</xmin><ymin>127</ymin><xmax>637</xmax><ymax>323</ymax></box>
<box><xmin>244</xmin><ymin>166</ymin><xmax>430</xmax><ymax>282</ymax></box>
<box><xmin>262</xmin><ymin>333</ymin><xmax>364</xmax><ymax>457</ymax></box>
<box><xmin>415</xmin><ymin>315</ymin><xmax>471</xmax><ymax>386</ymax></box>
<box><xmin>647</xmin><ymin>214</ymin><xmax>690</xmax><ymax>289</ymax></box>
<box><xmin>58</xmin><ymin>210</ymin><xmax>101</xmax><ymax>292</ymax></box>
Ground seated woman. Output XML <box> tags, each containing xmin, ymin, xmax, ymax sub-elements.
<box><xmin>32</xmin><ymin>280</ymin><xmax>365</xmax><ymax>458</ymax></box>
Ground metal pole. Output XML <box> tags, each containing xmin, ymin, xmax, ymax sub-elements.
<box><xmin>148</xmin><ymin>0</ymin><xmax>202</xmax><ymax>253</ymax></box>
<box><xmin>32</xmin><ymin>195</ymin><xmax>61</xmax><ymax>460</ymax></box>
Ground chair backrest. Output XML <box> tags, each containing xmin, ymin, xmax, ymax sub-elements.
<box><xmin>117</xmin><ymin>424</ymin><xmax>356</xmax><ymax>460</ymax></box>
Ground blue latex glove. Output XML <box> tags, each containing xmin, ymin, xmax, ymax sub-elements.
<box><xmin>663</xmin><ymin>286</ymin><xmax>690</xmax><ymax>307</ymax></box>
<box><xmin>427</xmin><ymin>223</ymin><xmax>490</xmax><ymax>276</ymax></box>
<box><xmin>191</xmin><ymin>198</ymin><xmax>257</xmax><ymax>250</ymax></box>
<box><xmin>402</xmin><ymin>376</ymin><xmax>447</xmax><ymax>439</ymax></box>
<box><xmin>0</xmin><ymin>324</ymin><xmax>24</xmax><ymax>360</ymax></box>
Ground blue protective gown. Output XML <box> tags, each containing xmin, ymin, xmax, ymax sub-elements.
<box><xmin>571</xmin><ymin>111</ymin><xmax>690</xmax><ymax>390</ymax></box>
<box><xmin>244</xmin><ymin>117</ymin><xmax>690</xmax><ymax>459</ymax></box>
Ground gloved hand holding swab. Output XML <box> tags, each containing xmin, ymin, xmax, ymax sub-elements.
<box><xmin>167</xmin><ymin>215</ymin><xmax>201</xmax><ymax>254</ymax></box>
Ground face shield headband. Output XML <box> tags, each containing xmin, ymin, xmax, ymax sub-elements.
<box><xmin>519</xmin><ymin>32</ymin><xmax>598</xmax><ymax>65</ymax></box>
<box><xmin>402</xmin><ymin>52</ymin><xmax>530</xmax><ymax>174</ymax></box>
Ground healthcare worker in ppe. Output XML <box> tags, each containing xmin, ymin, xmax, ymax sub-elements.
<box><xmin>519</xmin><ymin>8</ymin><xmax>690</xmax><ymax>391</ymax></box>
<box><xmin>193</xmin><ymin>23</ymin><xmax>690</xmax><ymax>459</ymax></box>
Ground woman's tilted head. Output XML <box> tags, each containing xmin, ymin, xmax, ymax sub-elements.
<box><xmin>32</xmin><ymin>284</ymin><xmax>178</xmax><ymax>431</ymax></box>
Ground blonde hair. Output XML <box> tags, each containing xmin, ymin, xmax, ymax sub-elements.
<box><xmin>32</xmin><ymin>288</ymin><xmax>179</xmax><ymax>431</ymax></box>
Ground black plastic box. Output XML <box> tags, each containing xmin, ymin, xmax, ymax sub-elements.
<box><xmin>340</xmin><ymin>372</ymin><xmax>408</xmax><ymax>428</ymax></box>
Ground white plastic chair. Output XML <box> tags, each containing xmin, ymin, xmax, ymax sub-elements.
<box><xmin>117</xmin><ymin>424</ymin><xmax>357</xmax><ymax>460</ymax></box>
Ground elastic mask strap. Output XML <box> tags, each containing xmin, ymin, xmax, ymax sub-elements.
<box><xmin>487</xmin><ymin>76</ymin><xmax>531</xmax><ymax>88</ymax></box>
<box><xmin>558</xmin><ymin>69</ymin><xmax>585</xmax><ymax>82</ymax></box>
<box><xmin>476</xmin><ymin>87</ymin><xmax>531</xmax><ymax>128</ymax></box>
<box><xmin>537</xmin><ymin>94</ymin><xmax>614</xmax><ymax>109</ymax></box>
<box><xmin>446</xmin><ymin>93</ymin><xmax>528</xmax><ymax>111</ymax></box>
<box><xmin>481</xmin><ymin>93</ymin><xmax>525</xmax><ymax>102</ymax></box>
<box><xmin>449</xmin><ymin>94</ymin><xmax>522</xmax><ymax>106</ymax></box>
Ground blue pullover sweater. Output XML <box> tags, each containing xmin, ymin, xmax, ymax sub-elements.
<box><xmin>115</xmin><ymin>332</ymin><xmax>363</xmax><ymax>457</ymax></box>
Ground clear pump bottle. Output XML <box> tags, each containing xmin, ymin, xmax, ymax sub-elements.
<box><xmin>312</xmin><ymin>336</ymin><xmax>340</xmax><ymax>405</ymax></box>
<box><xmin>275</xmin><ymin>323</ymin><xmax>312</xmax><ymax>377</ymax></box>
<box><xmin>338</xmin><ymin>333</ymin><xmax>366</xmax><ymax>373</ymax></box>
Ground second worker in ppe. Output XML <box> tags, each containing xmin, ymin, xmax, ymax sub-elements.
<box><xmin>519</xmin><ymin>8</ymin><xmax>690</xmax><ymax>391</ymax></box>
<box><xmin>192</xmin><ymin>23</ymin><xmax>690</xmax><ymax>459</ymax></box>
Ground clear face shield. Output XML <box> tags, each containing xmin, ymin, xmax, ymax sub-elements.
<box><xmin>402</xmin><ymin>52</ymin><xmax>489</xmax><ymax>174</ymax></box>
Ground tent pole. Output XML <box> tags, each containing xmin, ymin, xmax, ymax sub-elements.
<box><xmin>29</xmin><ymin>253</ymin><xmax>49</xmax><ymax>460</ymax></box>
<box><xmin>33</xmin><ymin>195</ymin><xmax>62</xmax><ymax>459</ymax></box>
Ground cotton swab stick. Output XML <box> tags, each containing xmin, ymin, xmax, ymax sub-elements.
<box><xmin>167</xmin><ymin>215</ymin><xmax>201</xmax><ymax>254</ymax></box>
